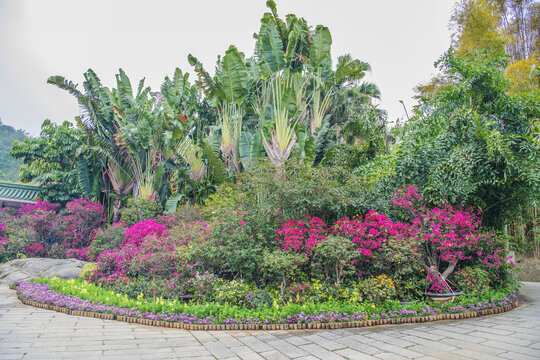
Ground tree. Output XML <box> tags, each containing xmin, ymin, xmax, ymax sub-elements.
<box><xmin>451</xmin><ymin>0</ymin><xmax>508</xmax><ymax>57</ymax></box>
<box><xmin>394</xmin><ymin>51</ymin><xmax>540</xmax><ymax>230</ymax></box>
<box><xmin>496</xmin><ymin>0</ymin><xmax>540</xmax><ymax>61</ymax></box>
<box><xmin>10</xmin><ymin>120</ymin><xmax>86</xmax><ymax>203</ymax></box>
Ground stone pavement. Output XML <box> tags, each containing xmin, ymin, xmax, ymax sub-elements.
<box><xmin>1</xmin><ymin>283</ymin><xmax>539</xmax><ymax>360</ymax></box>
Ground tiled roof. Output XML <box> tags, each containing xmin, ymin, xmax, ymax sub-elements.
<box><xmin>0</xmin><ymin>182</ymin><xmax>40</xmax><ymax>202</ymax></box>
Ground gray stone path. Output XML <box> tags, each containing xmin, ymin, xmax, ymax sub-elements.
<box><xmin>1</xmin><ymin>283</ymin><xmax>539</xmax><ymax>360</ymax></box>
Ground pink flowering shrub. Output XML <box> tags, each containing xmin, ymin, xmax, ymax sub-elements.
<box><xmin>123</xmin><ymin>220</ymin><xmax>168</xmax><ymax>247</ymax></box>
<box><xmin>22</xmin><ymin>243</ymin><xmax>47</xmax><ymax>257</ymax></box>
<box><xmin>19</xmin><ymin>200</ymin><xmax>56</xmax><ymax>215</ymax></box>
<box><xmin>21</xmin><ymin>202</ymin><xmax>62</xmax><ymax>247</ymax></box>
<box><xmin>60</xmin><ymin>198</ymin><xmax>105</xmax><ymax>249</ymax></box>
<box><xmin>65</xmin><ymin>247</ymin><xmax>90</xmax><ymax>261</ymax></box>
<box><xmin>276</xmin><ymin>216</ymin><xmax>327</xmax><ymax>256</ymax></box>
<box><xmin>91</xmin><ymin>223</ymin><xmax>197</xmax><ymax>298</ymax></box>
<box><xmin>87</xmin><ymin>223</ymin><xmax>127</xmax><ymax>260</ymax></box>
<box><xmin>331</xmin><ymin>210</ymin><xmax>411</xmax><ymax>257</ymax></box>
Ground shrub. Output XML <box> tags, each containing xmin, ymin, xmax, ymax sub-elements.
<box><xmin>123</xmin><ymin>220</ymin><xmax>168</xmax><ymax>247</ymax></box>
<box><xmin>60</xmin><ymin>198</ymin><xmax>105</xmax><ymax>249</ymax></box>
<box><xmin>65</xmin><ymin>247</ymin><xmax>90</xmax><ymax>261</ymax></box>
<box><xmin>0</xmin><ymin>215</ymin><xmax>38</xmax><ymax>261</ymax></box>
<box><xmin>22</xmin><ymin>243</ymin><xmax>47</xmax><ymax>257</ymax></box>
<box><xmin>186</xmin><ymin>272</ymin><xmax>220</xmax><ymax>302</ymax></box>
<box><xmin>0</xmin><ymin>238</ymin><xmax>9</xmax><ymax>262</ymax></box>
<box><xmin>276</xmin><ymin>216</ymin><xmax>327</xmax><ymax>257</ymax></box>
<box><xmin>360</xmin><ymin>275</ymin><xmax>397</xmax><ymax>303</ymax></box>
<box><xmin>261</xmin><ymin>251</ymin><xmax>306</xmax><ymax>297</ymax></box>
<box><xmin>121</xmin><ymin>197</ymin><xmax>163</xmax><ymax>227</ymax></box>
<box><xmin>87</xmin><ymin>223</ymin><xmax>127</xmax><ymax>260</ymax></box>
<box><xmin>452</xmin><ymin>267</ymin><xmax>491</xmax><ymax>294</ymax></box>
<box><xmin>205</xmin><ymin>211</ymin><xmax>277</xmax><ymax>283</ymax></box>
<box><xmin>313</xmin><ymin>236</ymin><xmax>356</xmax><ymax>286</ymax></box>
<box><xmin>80</xmin><ymin>263</ymin><xmax>98</xmax><ymax>279</ymax></box>
<box><xmin>173</xmin><ymin>204</ymin><xmax>203</xmax><ymax>225</ymax></box>
<box><xmin>213</xmin><ymin>279</ymin><xmax>254</xmax><ymax>307</ymax></box>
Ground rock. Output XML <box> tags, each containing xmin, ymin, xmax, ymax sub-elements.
<box><xmin>0</xmin><ymin>258</ymin><xmax>88</xmax><ymax>284</ymax></box>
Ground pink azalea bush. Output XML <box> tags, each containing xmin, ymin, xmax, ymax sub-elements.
<box><xmin>331</xmin><ymin>210</ymin><xmax>412</xmax><ymax>257</ymax></box>
<box><xmin>19</xmin><ymin>200</ymin><xmax>56</xmax><ymax>215</ymax></box>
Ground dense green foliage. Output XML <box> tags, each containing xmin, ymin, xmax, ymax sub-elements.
<box><xmin>392</xmin><ymin>51</ymin><xmax>540</xmax><ymax>229</ymax></box>
<box><xmin>0</xmin><ymin>120</ymin><xmax>27</xmax><ymax>182</ymax></box>
<box><xmin>10</xmin><ymin>120</ymin><xmax>88</xmax><ymax>203</ymax></box>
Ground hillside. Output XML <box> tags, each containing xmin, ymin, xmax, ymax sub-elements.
<box><xmin>0</xmin><ymin>120</ymin><xmax>28</xmax><ymax>181</ymax></box>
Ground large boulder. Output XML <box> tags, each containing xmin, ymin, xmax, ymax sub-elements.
<box><xmin>0</xmin><ymin>258</ymin><xmax>88</xmax><ymax>285</ymax></box>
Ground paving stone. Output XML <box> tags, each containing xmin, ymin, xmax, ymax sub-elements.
<box><xmin>266</xmin><ymin>339</ymin><xmax>309</xmax><ymax>358</ymax></box>
<box><xmin>229</xmin><ymin>345</ymin><xmax>265</xmax><ymax>359</ymax></box>
<box><xmin>2</xmin><ymin>282</ymin><xmax>540</xmax><ymax>359</ymax></box>
<box><xmin>334</xmin><ymin>336</ymin><xmax>381</xmax><ymax>355</ymax></box>
<box><xmin>238</xmin><ymin>335</ymin><xmax>274</xmax><ymax>352</ymax></box>
<box><xmin>260</xmin><ymin>350</ymin><xmax>292</xmax><ymax>360</ymax></box>
<box><xmin>298</xmin><ymin>343</ymin><xmax>345</xmax><ymax>360</ymax></box>
<box><xmin>407</xmin><ymin>345</ymin><xmax>470</xmax><ymax>360</ymax></box>
<box><xmin>300</xmin><ymin>334</ymin><xmax>345</xmax><ymax>351</ymax></box>
<box><xmin>334</xmin><ymin>348</ymin><xmax>378</xmax><ymax>360</ymax></box>
<box><xmin>369</xmin><ymin>340</ymin><xmax>424</xmax><ymax>359</ymax></box>
<box><xmin>499</xmin><ymin>352</ymin><xmax>540</xmax><ymax>360</ymax></box>
<box><xmin>441</xmin><ymin>338</ymin><xmax>505</xmax><ymax>356</ymax></box>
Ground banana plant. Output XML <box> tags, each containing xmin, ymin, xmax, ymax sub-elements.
<box><xmin>177</xmin><ymin>135</ymin><xmax>206</xmax><ymax>182</ymax></box>
<box><xmin>261</xmin><ymin>73</ymin><xmax>308</xmax><ymax>167</ymax></box>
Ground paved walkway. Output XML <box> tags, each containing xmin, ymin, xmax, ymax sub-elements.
<box><xmin>1</xmin><ymin>283</ymin><xmax>539</xmax><ymax>360</ymax></box>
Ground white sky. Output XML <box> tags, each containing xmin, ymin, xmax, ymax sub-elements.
<box><xmin>0</xmin><ymin>0</ymin><xmax>456</xmax><ymax>135</ymax></box>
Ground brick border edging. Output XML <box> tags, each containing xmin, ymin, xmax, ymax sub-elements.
<box><xmin>10</xmin><ymin>285</ymin><xmax>518</xmax><ymax>331</ymax></box>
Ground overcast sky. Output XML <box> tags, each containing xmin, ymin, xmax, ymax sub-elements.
<box><xmin>0</xmin><ymin>0</ymin><xmax>457</xmax><ymax>136</ymax></box>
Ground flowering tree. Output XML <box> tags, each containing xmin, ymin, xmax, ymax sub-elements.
<box><xmin>392</xmin><ymin>186</ymin><xmax>508</xmax><ymax>293</ymax></box>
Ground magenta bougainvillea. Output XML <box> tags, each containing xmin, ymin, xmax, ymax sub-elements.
<box><xmin>391</xmin><ymin>185</ymin><xmax>509</xmax><ymax>293</ymax></box>
<box><xmin>60</xmin><ymin>198</ymin><xmax>105</xmax><ymax>249</ymax></box>
<box><xmin>19</xmin><ymin>200</ymin><xmax>56</xmax><ymax>215</ymax></box>
<box><xmin>22</xmin><ymin>243</ymin><xmax>47</xmax><ymax>257</ymax></box>
<box><xmin>331</xmin><ymin>210</ymin><xmax>411</xmax><ymax>256</ymax></box>
<box><xmin>65</xmin><ymin>247</ymin><xmax>90</xmax><ymax>261</ymax></box>
<box><xmin>123</xmin><ymin>219</ymin><xmax>168</xmax><ymax>247</ymax></box>
<box><xmin>275</xmin><ymin>216</ymin><xmax>327</xmax><ymax>256</ymax></box>
<box><xmin>91</xmin><ymin>220</ymin><xmax>196</xmax><ymax>295</ymax></box>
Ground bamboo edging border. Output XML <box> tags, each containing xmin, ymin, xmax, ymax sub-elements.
<box><xmin>10</xmin><ymin>285</ymin><xmax>518</xmax><ymax>331</ymax></box>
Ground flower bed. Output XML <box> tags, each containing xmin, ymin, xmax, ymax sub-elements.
<box><xmin>11</xmin><ymin>278</ymin><xmax>519</xmax><ymax>331</ymax></box>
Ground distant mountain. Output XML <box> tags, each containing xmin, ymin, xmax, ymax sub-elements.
<box><xmin>0</xmin><ymin>120</ymin><xmax>28</xmax><ymax>181</ymax></box>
